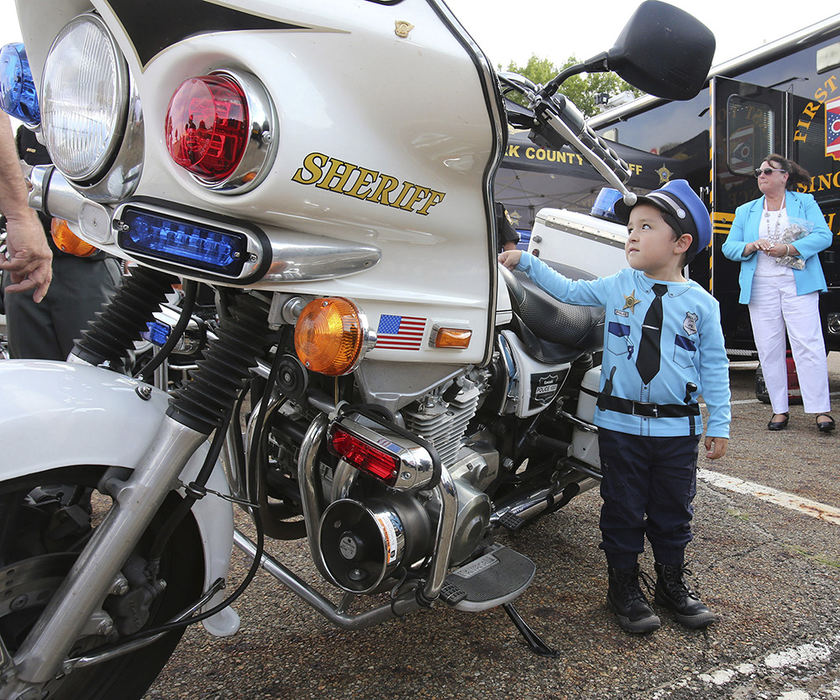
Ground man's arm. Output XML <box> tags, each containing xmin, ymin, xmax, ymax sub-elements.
<box><xmin>0</xmin><ymin>112</ymin><xmax>51</xmax><ymax>302</ymax></box>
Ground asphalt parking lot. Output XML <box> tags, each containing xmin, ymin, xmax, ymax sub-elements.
<box><xmin>145</xmin><ymin>357</ymin><xmax>840</xmax><ymax>700</ymax></box>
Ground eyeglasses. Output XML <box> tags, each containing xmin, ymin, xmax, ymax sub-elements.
<box><xmin>754</xmin><ymin>167</ymin><xmax>786</xmax><ymax>177</ymax></box>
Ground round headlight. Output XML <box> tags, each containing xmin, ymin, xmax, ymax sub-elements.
<box><xmin>41</xmin><ymin>14</ymin><xmax>128</xmax><ymax>182</ymax></box>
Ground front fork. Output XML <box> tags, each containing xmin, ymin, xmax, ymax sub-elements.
<box><xmin>4</xmin><ymin>283</ymin><xmax>272</xmax><ymax>696</ymax></box>
<box><xmin>8</xmin><ymin>418</ymin><xmax>206</xmax><ymax>689</ymax></box>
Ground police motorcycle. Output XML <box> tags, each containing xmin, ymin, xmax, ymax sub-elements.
<box><xmin>0</xmin><ymin>1</ymin><xmax>714</xmax><ymax>697</ymax></box>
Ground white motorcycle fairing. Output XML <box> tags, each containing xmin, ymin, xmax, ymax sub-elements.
<box><xmin>0</xmin><ymin>360</ymin><xmax>239</xmax><ymax>637</ymax></box>
<box><xmin>17</xmin><ymin>0</ymin><xmax>507</xmax><ymax>368</ymax></box>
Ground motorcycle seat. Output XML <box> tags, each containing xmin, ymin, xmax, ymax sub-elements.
<box><xmin>500</xmin><ymin>261</ymin><xmax>604</xmax><ymax>363</ymax></box>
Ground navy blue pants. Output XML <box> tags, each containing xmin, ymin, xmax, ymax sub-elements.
<box><xmin>597</xmin><ymin>428</ymin><xmax>700</xmax><ymax>569</ymax></box>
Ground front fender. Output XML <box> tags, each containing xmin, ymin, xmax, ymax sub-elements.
<box><xmin>0</xmin><ymin>360</ymin><xmax>239</xmax><ymax>636</ymax></box>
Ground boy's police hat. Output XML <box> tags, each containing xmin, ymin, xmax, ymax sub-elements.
<box><xmin>613</xmin><ymin>179</ymin><xmax>712</xmax><ymax>258</ymax></box>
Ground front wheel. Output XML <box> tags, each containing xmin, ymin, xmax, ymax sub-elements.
<box><xmin>0</xmin><ymin>466</ymin><xmax>204</xmax><ymax>700</ymax></box>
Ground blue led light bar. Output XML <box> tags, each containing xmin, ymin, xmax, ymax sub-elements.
<box><xmin>144</xmin><ymin>321</ymin><xmax>171</xmax><ymax>347</ymax></box>
<box><xmin>118</xmin><ymin>207</ymin><xmax>249</xmax><ymax>276</ymax></box>
<box><xmin>0</xmin><ymin>43</ymin><xmax>40</xmax><ymax>126</ymax></box>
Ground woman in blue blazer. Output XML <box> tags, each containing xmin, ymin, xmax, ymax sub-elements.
<box><xmin>722</xmin><ymin>154</ymin><xmax>834</xmax><ymax>432</ymax></box>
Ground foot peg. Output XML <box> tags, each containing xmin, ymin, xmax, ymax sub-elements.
<box><xmin>442</xmin><ymin>544</ymin><xmax>535</xmax><ymax>612</ymax></box>
<box><xmin>497</xmin><ymin>511</ymin><xmax>526</xmax><ymax>532</ymax></box>
<box><xmin>442</xmin><ymin>544</ymin><xmax>555</xmax><ymax>656</ymax></box>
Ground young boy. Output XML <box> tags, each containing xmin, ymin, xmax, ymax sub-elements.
<box><xmin>499</xmin><ymin>179</ymin><xmax>730</xmax><ymax>634</ymax></box>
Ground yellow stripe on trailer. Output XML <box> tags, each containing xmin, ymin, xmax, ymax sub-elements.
<box><xmin>713</xmin><ymin>211</ymin><xmax>735</xmax><ymax>236</ymax></box>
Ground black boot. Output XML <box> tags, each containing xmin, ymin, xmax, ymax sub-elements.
<box><xmin>607</xmin><ymin>565</ymin><xmax>660</xmax><ymax>634</ymax></box>
<box><xmin>654</xmin><ymin>563</ymin><xmax>718</xmax><ymax>629</ymax></box>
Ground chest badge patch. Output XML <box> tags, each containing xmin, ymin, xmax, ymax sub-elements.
<box><xmin>683</xmin><ymin>311</ymin><xmax>698</xmax><ymax>336</ymax></box>
<box><xmin>623</xmin><ymin>290</ymin><xmax>641</xmax><ymax>313</ymax></box>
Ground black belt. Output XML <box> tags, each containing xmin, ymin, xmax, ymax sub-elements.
<box><xmin>597</xmin><ymin>394</ymin><xmax>700</xmax><ymax>418</ymax></box>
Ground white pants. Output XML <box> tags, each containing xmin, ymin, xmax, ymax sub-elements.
<box><xmin>748</xmin><ymin>275</ymin><xmax>831</xmax><ymax>415</ymax></box>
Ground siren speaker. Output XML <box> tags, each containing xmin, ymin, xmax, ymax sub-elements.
<box><xmin>319</xmin><ymin>497</ymin><xmax>431</xmax><ymax>594</ymax></box>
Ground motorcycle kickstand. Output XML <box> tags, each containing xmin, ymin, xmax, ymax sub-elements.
<box><xmin>502</xmin><ymin>603</ymin><xmax>559</xmax><ymax>657</ymax></box>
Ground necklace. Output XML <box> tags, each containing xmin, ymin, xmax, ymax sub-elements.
<box><xmin>763</xmin><ymin>197</ymin><xmax>786</xmax><ymax>244</ymax></box>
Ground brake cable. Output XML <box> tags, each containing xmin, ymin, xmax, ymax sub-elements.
<box><xmin>110</xmin><ymin>346</ymin><xmax>284</xmax><ymax>645</ymax></box>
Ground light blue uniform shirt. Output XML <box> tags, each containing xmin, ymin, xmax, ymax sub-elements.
<box><xmin>721</xmin><ymin>190</ymin><xmax>833</xmax><ymax>304</ymax></box>
<box><xmin>517</xmin><ymin>253</ymin><xmax>731</xmax><ymax>438</ymax></box>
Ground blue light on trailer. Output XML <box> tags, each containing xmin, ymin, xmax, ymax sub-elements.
<box><xmin>118</xmin><ymin>208</ymin><xmax>249</xmax><ymax>275</ymax></box>
<box><xmin>0</xmin><ymin>43</ymin><xmax>40</xmax><ymax>126</ymax></box>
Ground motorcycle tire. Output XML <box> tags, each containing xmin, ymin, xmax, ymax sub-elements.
<box><xmin>0</xmin><ymin>465</ymin><xmax>205</xmax><ymax>700</ymax></box>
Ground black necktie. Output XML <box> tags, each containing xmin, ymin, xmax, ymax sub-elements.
<box><xmin>636</xmin><ymin>283</ymin><xmax>667</xmax><ymax>385</ymax></box>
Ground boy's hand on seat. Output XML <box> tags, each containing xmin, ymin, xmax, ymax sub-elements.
<box><xmin>704</xmin><ymin>436</ymin><xmax>727</xmax><ymax>460</ymax></box>
<box><xmin>498</xmin><ymin>249</ymin><xmax>521</xmax><ymax>269</ymax></box>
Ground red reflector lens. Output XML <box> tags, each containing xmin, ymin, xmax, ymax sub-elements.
<box><xmin>330</xmin><ymin>427</ymin><xmax>399</xmax><ymax>484</ymax></box>
<box><xmin>165</xmin><ymin>75</ymin><xmax>248</xmax><ymax>182</ymax></box>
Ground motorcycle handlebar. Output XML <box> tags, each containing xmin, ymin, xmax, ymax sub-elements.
<box><xmin>498</xmin><ymin>72</ymin><xmax>636</xmax><ymax>206</ymax></box>
<box><xmin>532</xmin><ymin>94</ymin><xmax>633</xmax><ymax>198</ymax></box>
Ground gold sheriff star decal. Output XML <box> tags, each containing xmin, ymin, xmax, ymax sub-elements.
<box><xmin>623</xmin><ymin>290</ymin><xmax>641</xmax><ymax>313</ymax></box>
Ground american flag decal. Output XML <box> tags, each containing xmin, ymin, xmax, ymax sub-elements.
<box><xmin>375</xmin><ymin>314</ymin><xmax>426</xmax><ymax>350</ymax></box>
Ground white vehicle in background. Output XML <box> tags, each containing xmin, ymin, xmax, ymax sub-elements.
<box><xmin>527</xmin><ymin>192</ymin><xmax>629</xmax><ymax>279</ymax></box>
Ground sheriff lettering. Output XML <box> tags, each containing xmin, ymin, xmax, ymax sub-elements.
<box><xmin>292</xmin><ymin>152</ymin><xmax>446</xmax><ymax>216</ymax></box>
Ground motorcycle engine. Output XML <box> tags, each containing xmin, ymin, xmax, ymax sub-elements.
<box><xmin>318</xmin><ymin>372</ymin><xmax>500</xmax><ymax>593</ymax></box>
<box><xmin>396</xmin><ymin>373</ymin><xmax>498</xmax><ymax>564</ymax></box>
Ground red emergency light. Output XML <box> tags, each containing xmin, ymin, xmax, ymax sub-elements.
<box><xmin>164</xmin><ymin>74</ymin><xmax>248</xmax><ymax>183</ymax></box>
<box><xmin>329</xmin><ymin>426</ymin><xmax>400</xmax><ymax>485</ymax></box>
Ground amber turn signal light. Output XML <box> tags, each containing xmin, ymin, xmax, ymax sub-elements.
<box><xmin>433</xmin><ymin>327</ymin><xmax>472</xmax><ymax>349</ymax></box>
<box><xmin>50</xmin><ymin>218</ymin><xmax>97</xmax><ymax>257</ymax></box>
<box><xmin>294</xmin><ymin>297</ymin><xmax>366</xmax><ymax>375</ymax></box>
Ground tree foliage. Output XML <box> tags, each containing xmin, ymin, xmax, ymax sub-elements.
<box><xmin>502</xmin><ymin>55</ymin><xmax>642</xmax><ymax>117</ymax></box>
